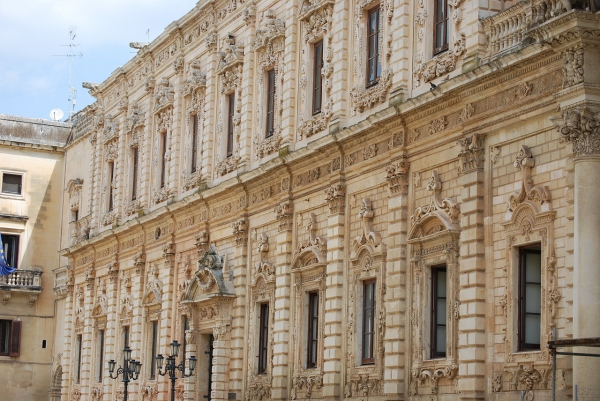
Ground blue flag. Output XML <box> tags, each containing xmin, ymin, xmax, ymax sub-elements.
<box><xmin>0</xmin><ymin>233</ymin><xmax>15</xmax><ymax>276</ymax></box>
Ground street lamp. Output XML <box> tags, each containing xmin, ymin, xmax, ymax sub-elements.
<box><xmin>107</xmin><ymin>346</ymin><xmax>142</xmax><ymax>401</ymax></box>
<box><xmin>156</xmin><ymin>340</ymin><xmax>197</xmax><ymax>401</ymax></box>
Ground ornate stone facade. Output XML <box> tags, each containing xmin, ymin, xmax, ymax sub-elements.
<box><xmin>54</xmin><ymin>2</ymin><xmax>600</xmax><ymax>401</ymax></box>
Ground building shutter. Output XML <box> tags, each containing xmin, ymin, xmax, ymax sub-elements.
<box><xmin>9</xmin><ymin>320</ymin><xmax>21</xmax><ymax>357</ymax></box>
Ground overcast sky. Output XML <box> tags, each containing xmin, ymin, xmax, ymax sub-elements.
<box><xmin>0</xmin><ymin>0</ymin><xmax>197</xmax><ymax>120</ymax></box>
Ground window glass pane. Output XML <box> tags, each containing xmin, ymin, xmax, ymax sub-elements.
<box><xmin>436</xmin><ymin>0</ymin><xmax>445</xmax><ymax>20</ymax></box>
<box><xmin>525</xmin><ymin>284</ymin><xmax>541</xmax><ymax>313</ymax></box>
<box><xmin>437</xmin><ymin>299</ymin><xmax>447</xmax><ymax>324</ymax></box>
<box><xmin>525</xmin><ymin>315</ymin><xmax>541</xmax><ymax>344</ymax></box>
<box><xmin>0</xmin><ymin>321</ymin><xmax>9</xmax><ymax>354</ymax></box>
<box><xmin>436</xmin><ymin>25</ymin><xmax>444</xmax><ymax>49</ymax></box>
<box><xmin>525</xmin><ymin>253</ymin><xmax>541</xmax><ymax>283</ymax></box>
<box><xmin>363</xmin><ymin>333</ymin><xmax>372</xmax><ymax>358</ymax></box>
<box><xmin>2</xmin><ymin>174</ymin><xmax>22</xmax><ymax>194</ymax></box>
<box><xmin>369</xmin><ymin>11</ymin><xmax>378</xmax><ymax>34</ymax></box>
<box><xmin>436</xmin><ymin>326</ymin><xmax>447</xmax><ymax>353</ymax></box>
<box><xmin>436</xmin><ymin>270</ymin><xmax>447</xmax><ymax>297</ymax></box>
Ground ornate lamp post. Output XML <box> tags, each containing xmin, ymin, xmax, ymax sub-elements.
<box><xmin>156</xmin><ymin>340</ymin><xmax>197</xmax><ymax>401</ymax></box>
<box><xmin>107</xmin><ymin>346</ymin><xmax>142</xmax><ymax>401</ymax></box>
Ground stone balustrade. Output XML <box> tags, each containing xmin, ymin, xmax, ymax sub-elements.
<box><xmin>0</xmin><ymin>269</ymin><xmax>43</xmax><ymax>291</ymax></box>
<box><xmin>482</xmin><ymin>0</ymin><xmax>566</xmax><ymax>60</ymax></box>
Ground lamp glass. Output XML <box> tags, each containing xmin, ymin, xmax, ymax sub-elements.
<box><xmin>156</xmin><ymin>354</ymin><xmax>164</xmax><ymax>369</ymax></box>
<box><xmin>171</xmin><ymin>340</ymin><xmax>180</xmax><ymax>358</ymax></box>
<box><xmin>108</xmin><ymin>359</ymin><xmax>116</xmax><ymax>373</ymax></box>
<box><xmin>189</xmin><ymin>355</ymin><xmax>197</xmax><ymax>371</ymax></box>
<box><xmin>135</xmin><ymin>361</ymin><xmax>142</xmax><ymax>374</ymax></box>
<box><xmin>123</xmin><ymin>346</ymin><xmax>132</xmax><ymax>362</ymax></box>
<box><xmin>129</xmin><ymin>359</ymin><xmax>137</xmax><ymax>371</ymax></box>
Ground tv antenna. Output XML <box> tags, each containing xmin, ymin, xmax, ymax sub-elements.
<box><xmin>53</xmin><ymin>27</ymin><xmax>83</xmax><ymax>122</ymax></box>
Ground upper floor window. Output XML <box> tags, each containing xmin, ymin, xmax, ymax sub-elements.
<box><xmin>2</xmin><ymin>173</ymin><xmax>22</xmax><ymax>195</ymax></box>
<box><xmin>518</xmin><ymin>245</ymin><xmax>542</xmax><ymax>351</ymax></box>
<box><xmin>75</xmin><ymin>334</ymin><xmax>83</xmax><ymax>384</ymax></box>
<box><xmin>1</xmin><ymin>234</ymin><xmax>19</xmax><ymax>269</ymax></box>
<box><xmin>191</xmin><ymin>115</ymin><xmax>199</xmax><ymax>173</ymax></box>
<box><xmin>160</xmin><ymin>133</ymin><xmax>168</xmax><ymax>189</ymax></box>
<box><xmin>431</xmin><ymin>265</ymin><xmax>447</xmax><ymax>359</ymax></box>
<box><xmin>227</xmin><ymin>94</ymin><xmax>235</xmax><ymax>157</ymax></box>
<box><xmin>307</xmin><ymin>292</ymin><xmax>319</xmax><ymax>368</ymax></box>
<box><xmin>107</xmin><ymin>162</ymin><xmax>115</xmax><ymax>212</ymax></box>
<box><xmin>97</xmin><ymin>329</ymin><xmax>105</xmax><ymax>382</ymax></box>
<box><xmin>362</xmin><ymin>279</ymin><xmax>376</xmax><ymax>365</ymax></box>
<box><xmin>312</xmin><ymin>41</ymin><xmax>324</xmax><ymax>115</ymax></box>
<box><xmin>434</xmin><ymin>0</ymin><xmax>449</xmax><ymax>54</ymax></box>
<box><xmin>131</xmin><ymin>147</ymin><xmax>139</xmax><ymax>201</ymax></box>
<box><xmin>266</xmin><ymin>69</ymin><xmax>276</xmax><ymax>138</ymax></box>
<box><xmin>258</xmin><ymin>303</ymin><xmax>269</xmax><ymax>374</ymax></box>
<box><xmin>150</xmin><ymin>321</ymin><xmax>158</xmax><ymax>379</ymax></box>
<box><xmin>123</xmin><ymin>326</ymin><xmax>130</xmax><ymax>349</ymax></box>
<box><xmin>0</xmin><ymin>319</ymin><xmax>21</xmax><ymax>357</ymax></box>
<box><xmin>367</xmin><ymin>6</ymin><xmax>382</xmax><ymax>87</ymax></box>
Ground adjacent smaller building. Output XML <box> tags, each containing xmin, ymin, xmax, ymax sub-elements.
<box><xmin>0</xmin><ymin>114</ymin><xmax>70</xmax><ymax>400</ymax></box>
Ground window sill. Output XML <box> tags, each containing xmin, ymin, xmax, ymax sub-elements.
<box><xmin>0</xmin><ymin>193</ymin><xmax>24</xmax><ymax>201</ymax></box>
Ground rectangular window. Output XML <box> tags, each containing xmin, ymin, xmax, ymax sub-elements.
<box><xmin>72</xmin><ymin>210</ymin><xmax>79</xmax><ymax>223</ymax></box>
<box><xmin>97</xmin><ymin>330</ymin><xmax>105</xmax><ymax>382</ymax></box>
<box><xmin>1</xmin><ymin>234</ymin><xmax>19</xmax><ymax>269</ymax></box>
<box><xmin>227</xmin><ymin>94</ymin><xmax>235</xmax><ymax>157</ymax></box>
<box><xmin>0</xmin><ymin>320</ymin><xmax>10</xmax><ymax>355</ymax></box>
<box><xmin>518</xmin><ymin>246</ymin><xmax>542</xmax><ymax>351</ymax></box>
<box><xmin>2</xmin><ymin>173</ymin><xmax>22</xmax><ymax>195</ymax></box>
<box><xmin>0</xmin><ymin>320</ymin><xmax>22</xmax><ymax>357</ymax></box>
<box><xmin>362</xmin><ymin>280</ymin><xmax>376</xmax><ymax>365</ymax></box>
<box><xmin>150</xmin><ymin>321</ymin><xmax>158</xmax><ymax>379</ymax></box>
<box><xmin>131</xmin><ymin>147</ymin><xmax>139</xmax><ymax>201</ymax></box>
<box><xmin>434</xmin><ymin>0</ymin><xmax>449</xmax><ymax>54</ymax></box>
<box><xmin>123</xmin><ymin>326</ymin><xmax>130</xmax><ymax>349</ymax></box>
<box><xmin>431</xmin><ymin>266</ymin><xmax>447</xmax><ymax>359</ymax></box>
<box><xmin>108</xmin><ymin>162</ymin><xmax>114</xmax><ymax>212</ymax></box>
<box><xmin>191</xmin><ymin>115</ymin><xmax>199</xmax><ymax>173</ymax></box>
<box><xmin>266</xmin><ymin>69</ymin><xmax>276</xmax><ymax>138</ymax></box>
<box><xmin>75</xmin><ymin>334</ymin><xmax>82</xmax><ymax>384</ymax></box>
<box><xmin>367</xmin><ymin>6</ymin><xmax>382</xmax><ymax>87</ymax></box>
<box><xmin>258</xmin><ymin>303</ymin><xmax>269</xmax><ymax>374</ymax></box>
<box><xmin>182</xmin><ymin>317</ymin><xmax>189</xmax><ymax>361</ymax></box>
<box><xmin>160</xmin><ymin>133</ymin><xmax>168</xmax><ymax>189</ymax></box>
<box><xmin>312</xmin><ymin>41</ymin><xmax>324</xmax><ymax>115</ymax></box>
<box><xmin>307</xmin><ymin>292</ymin><xmax>319</xmax><ymax>368</ymax></box>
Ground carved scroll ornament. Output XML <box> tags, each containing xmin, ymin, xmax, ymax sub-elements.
<box><xmin>507</xmin><ymin>145</ymin><xmax>551</xmax><ymax>213</ymax></box>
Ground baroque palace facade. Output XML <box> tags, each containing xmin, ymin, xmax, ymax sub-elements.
<box><xmin>53</xmin><ymin>0</ymin><xmax>600</xmax><ymax>400</ymax></box>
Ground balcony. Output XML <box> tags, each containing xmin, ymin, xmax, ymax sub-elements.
<box><xmin>481</xmin><ymin>0</ymin><xmax>567</xmax><ymax>61</ymax></box>
<box><xmin>0</xmin><ymin>269</ymin><xmax>43</xmax><ymax>305</ymax></box>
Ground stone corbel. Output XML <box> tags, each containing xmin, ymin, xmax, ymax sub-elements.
<box><xmin>384</xmin><ymin>157</ymin><xmax>410</xmax><ymax>195</ymax></box>
<box><xmin>1</xmin><ymin>292</ymin><xmax>10</xmax><ymax>305</ymax></box>
<box><xmin>84</xmin><ymin>266</ymin><xmax>96</xmax><ymax>290</ymax></box>
<box><xmin>274</xmin><ymin>201</ymin><xmax>293</xmax><ymax>232</ymax></box>
<box><xmin>232</xmin><ymin>217</ymin><xmax>248</xmax><ymax>246</ymax></box>
<box><xmin>195</xmin><ymin>230</ymin><xmax>210</xmax><ymax>254</ymax></box>
<box><xmin>324</xmin><ymin>183</ymin><xmax>345</xmax><ymax>215</ymax></box>
<box><xmin>352</xmin><ymin>198</ymin><xmax>382</xmax><ymax>251</ymax></box>
<box><xmin>506</xmin><ymin>145</ymin><xmax>551</xmax><ymax>213</ymax></box>
<box><xmin>28</xmin><ymin>294</ymin><xmax>38</xmax><ymax>307</ymax></box>
<box><xmin>107</xmin><ymin>259</ymin><xmax>119</xmax><ymax>283</ymax></box>
<box><xmin>457</xmin><ymin>133</ymin><xmax>485</xmax><ymax>174</ymax></box>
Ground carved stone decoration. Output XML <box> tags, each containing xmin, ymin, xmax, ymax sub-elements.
<box><xmin>254</xmin><ymin>130</ymin><xmax>283</xmax><ymax>160</ymax></box>
<box><xmin>254</xmin><ymin>232</ymin><xmax>275</xmax><ymax>279</ymax></box>
<box><xmin>182</xmin><ymin>60</ymin><xmax>207</xmax><ymax>98</ymax></box>
<box><xmin>353</xmin><ymin>198</ymin><xmax>382</xmax><ymax>251</ymax></box>
<box><xmin>141</xmin><ymin>382</ymin><xmax>158</xmax><ymax>401</ymax></box>
<box><xmin>91</xmin><ymin>386</ymin><xmax>103</xmax><ymax>401</ymax></box>
<box><xmin>562</xmin><ymin>47</ymin><xmax>583</xmax><ymax>88</ymax></box>
<box><xmin>296</xmin><ymin>213</ymin><xmax>327</xmax><ymax>257</ymax></box>
<box><xmin>242</xmin><ymin>2</ymin><xmax>257</xmax><ymax>26</ymax></box>
<box><xmin>154</xmin><ymin>77</ymin><xmax>174</xmax><ymax>113</ymax></box>
<box><xmin>457</xmin><ymin>103</ymin><xmax>474</xmax><ymax>123</ymax></box>
<box><xmin>274</xmin><ymin>201</ymin><xmax>293</xmax><ymax>232</ymax></box>
<box><xmin>102</xmin><ymin>114</ymin><xmax>118</xmax><ymax>143</ymax></box>
<box><xmin>218</xmin><ymin>34</ymin><xmax>244</xmax><ymax>74</ymax></box>
<box><xmin>182</xmin><ymin>244</ymin><xmax>231</xmax><ymax>300</ymax></box>
<box><xmin>144</xmin><ymin>264</ymin><xmax>163</xmax><ymax>305</ymax></box>
<box><xmin>429</xmin><ymin>116</ymin><xmax>447</xmax><ymax>135</ymax></box>
<box><xmin>551</xmin><ymin>107</ymin><xmax>600</xmax><ymax>157</ymax></box>
<box><xmin>384</xmin><ymin>158</ymin><xmax>410</xmax><ymax>194</ymax></box>
<box><xmin>507</xmin><ymin>145</ymin><xmax>551</xmax><ymax>213</ymax></box>
<box><xmin>350</xmin><ymin>69</ymin><xmax>394</xmax><ymax>114</ymax></box>
<box><xmin>195</xmin><ymin>230</ymin><xmax>210</xmax><ymax>254</ymax></box>
<box><xmin>410</xmin><ymin>170</ymin><xmax>460</xmax><ymax>238</ymax></box>
<box><xmin>324</xmin><ymin>184</ymin><xmax>345</xmax><ymax>215</ymax></box>
<box><xmin>291</xmin><ymin>374</ymin><xmax>324</xmax><ymax>400</ymax></box>
<box><xmin>233</xmin><ymin>217</ymin><xmax>248</xmax><ymax>245</ymax></box>
<box><xmin>71</xmin><ymin>386</ymin><xmax>82</xmax><ymax>401</ymax></box>
<box><xmin>173</xmin><ymin>55</ymin><xmax>184</xmax><ymax>75</ymax></box>
<box><xmin>413</xmin><ymin>32</ymin><xmax>466</xmax><ymax>87</ymax></box>
<box><xmin>66</xmin><ymin>178</ymin><xmax>84</xmax><ymax>212</ymax></box>
<box><xmin>457</xmin><ymin>133</ymin><xmax>485</xmax><ymax>174</ymax></box>
<box><xmin>412</xmin><ymin>364</ymin><xmax>458</xmax><ymax>395</ymax></box>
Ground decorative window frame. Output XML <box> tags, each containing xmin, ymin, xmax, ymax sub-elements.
<box><xmin>350</xmin><ymin>0</ymin><xmax>395</xmax><ymax>115</ymax></box>
<box><xmin>494</xmin><ymin>145</ymin><xmax>556</xmax><ymax>394</ymax></box>
<box><xmin>66</xmin><ymin>178</ymin><xmax>84</xmax><ymax>217</ymax></box>
<box><xmin>101</xmin><ymin>141</ymin><xmax>119</xmax><ymax>227</ymax></box>
<box><xmin>344</xmin><ymin>243</ymin><xmax>386</xmax><ymax>398</ymax></box>
<box><xmin>124</xmin><ymin>102</ymin><xmax>146</xmax><ymax>217</ymax></box>
<box><xmin>407</xmin><ymin>170</ymin><xmax>460</xmax><ymax>396</ymax></box>
<box><xmin>215</xmin><ymin>36</ymin><xmax>243</xmax><ymax>177</ymax></box>
<box><xmin>412</xmin><ymin>0</ymin><xmax>467</xmax><ymax>88</ymax></box>
<box><xmin>252</xmin><ymin>9</ymin><xmax>285</xmax><ymax>160</ymax></box>
<box><xmin>182</xmin><ymin>60</ymin><xmax>207</xmax><ymax>191</ymax></box>
<box><xmin>297</xmin><ymin>0</ymin><xmax>335</xmax><ymax>141</ymax></box>
<box><xmin>289</xmin><ymin>240</ymin><xmax>327</xmax><ymax>400</ymax></box>
<box><xmin>246</xmin><ymin>271</ymin><xmax>275</xmax><ymax>399</ymax></box>
<box><xmin>152</xmin><ymin>78</ymin><xmax>175</xmax><ymax>205</ymax></box>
